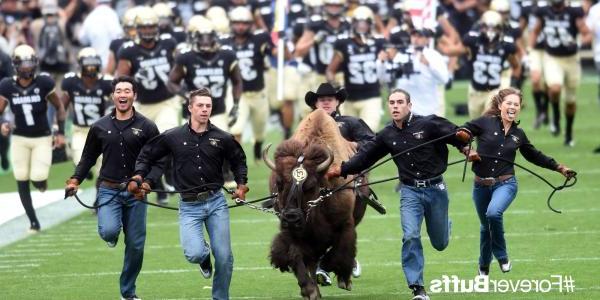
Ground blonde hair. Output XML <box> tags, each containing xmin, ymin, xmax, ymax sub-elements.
<box><xmin>484</xmin><ymin>87</ymin><xmax>523</xmax><ymax>117</ymax></box>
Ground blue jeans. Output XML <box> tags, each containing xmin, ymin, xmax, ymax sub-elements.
<box><xmin>96</xmin><ymin>187</ymin><xmax>147</xmax><ymax>298</ymax></box>
<box><xmin>400</xmin><ymin>181</ymin><xmax>451</xmax><ymax>287</ymax></box>
<box><xmin>472</xmin><ymin>176</ymin><xmax>518</xmax><ymax>266</ymax></box>
<box><xmin>179</xmin><ymin>191</ymin><xmax>233</xmax><ymax>300</ymax></box>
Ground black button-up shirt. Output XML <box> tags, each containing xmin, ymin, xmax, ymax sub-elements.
<box><xmin>135</xmin><ymin>122</ymin><xmax>248</xmax><ymax>194</ymax></box>
<box><xmin>341</xmin><ymin>113</ymin><xmax>466</xmax><ymax>180</ymax></box>
<box><xmin>72</xmin><ymin>108</ymin><xmax>162</xmax><ymax>185</ymax></box>
<box><xmin>333</xmin><ymin>112</ymin><xmax>375</xmax><ymax>151</ymax></box>
<box><xmin>463</xmin><ymin>115</ymin><xmax>559</xmax><ymax>177</ymax></box>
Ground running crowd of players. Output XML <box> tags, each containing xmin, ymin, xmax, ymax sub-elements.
<box><xmin>0</xmin><ymin>0</ymin><xmax>598</xmax><ymax>228</ymax></box>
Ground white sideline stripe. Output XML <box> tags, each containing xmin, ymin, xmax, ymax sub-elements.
<box><xmin>15</xmin><ymin>242</ymin><xmax>85</xmax><ymax>248</ymax></box>
<box><xmin>13</xmin><ymin>257</ymin><xmax>600</xmax><ymax>279</ymax></box>
<box><xmin>0</xmin><ymin>263</ymin><xmax>40</xmax><ymax>268</ymax></box>
<box><xmin>0</xmin><ymin>189</ymin><xmax>65</xmax><ymax>226</ymax></box>
<box><xmin>3</xmin><ymin>229</ymin><xmax>599</xmax><ymax>253</ymax></box>
<box><xmin>0</xmin><ymin>252</ymin><xmax>62</xmax><ymax>258</ymax></box>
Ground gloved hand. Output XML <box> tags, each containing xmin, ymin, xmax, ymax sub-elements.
<box><xmin>228</xmin><ymin>103</ymin><xmax>239</xmax><ymax>127</ymax></box>
<box><xmin>127</xmin><ymin>175</ymin><xmax>151</xmax><ymax>200</ymax></box>
<box><xmin>64</xmin><ymin>178</ymin><xmax>80</xmax><ymax>199</ymax></box>
<box><xmin>325</xmin><ymin>165</ymin><xmax>342</xmax><ymax>179</ymax></box>
<box><xmin>455</xmin><ymin>128</ymin><xmax>473</xmax><ymax>143</ymax></box>
<box><xmin>557</xmin><ymin>164</ymin><xmax>576</xmax><ymax>179</ymax></box>
<box><xmin>232</xmin><ymin>184</ymin><xmax>250</xmax><ymax>204</ymax></box>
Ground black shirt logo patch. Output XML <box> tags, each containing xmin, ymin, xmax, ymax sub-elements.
<box><xmin>209</xmin><ymin>138</ymin><xmax>221</xmax><ymax>147</ymax></box>
<box><xmin>412</xmin><ymin>131</ymin><xmax>424</xmax><ymax>140</ymax></box>
<box><xmin>132</xmin><ymin>128</ymin><xmax>143</xmax><ymax>136</ymax></box>
<box><xmin>510</xmin><ymin>134</ymin><xmax>520</xmax><ymax>144</ymax></box>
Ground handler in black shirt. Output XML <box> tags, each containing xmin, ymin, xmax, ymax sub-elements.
<box><xmin>461</xmin><ymin>88</ymin><xmax>574</xmax><ymax>276</ymax></box>
<box><xmin>131</xmin><ymin>87</ymin><xmax>248</xmax><ymax>300</ymax></box>
<box><xmin>327</xmin><ymin>88</ymin><xmax>471</xmax><ymax>300</ymax></box>
<box><xmin>65</xmin><ymin>76</ymin><xmax>161</xmax><ymax>300</ymax></box>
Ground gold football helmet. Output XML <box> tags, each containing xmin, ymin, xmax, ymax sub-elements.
<box><xmin>12</xmin><ymin>45</ymin><xmax>38</xmax><ymax>79</ymax></box>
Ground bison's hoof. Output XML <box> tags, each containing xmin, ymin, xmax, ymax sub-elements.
<box><xmin>302</xmin><ymin>287</ymin><xmax>320</xmax><ymax>300</ymax></box>
<box><xmin>337</xmin><ymin>278</ymin><xmax>352</xmax><ymax>291</ymax></box>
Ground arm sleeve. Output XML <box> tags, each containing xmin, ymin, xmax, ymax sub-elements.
<box><xmin>519</xmin><ymin>132</ymin><xmax>559</xmax><ymax>171</ymax></box>
<box><xmin>225</xmin><ymin>135</ymin><xmax>248</xmax><ymax>185</ymax></box>
<box><xmin>134</xmin><ymin>132</ymin><xmax>170</xmax><ymax>179</ymax></box>
<box><xmin>142</xmin><ymin>123</ymin><xmax>166</xmax><ymax>186</ymax></box>
<box><xmin>462</xmin><ymin>117</ymin><xmax>486</xmax><ymax>137</ymax></box>
<box><xmin>428</xmin><ymin>116</ymin><xmax>464</xmax><ymax>148</ymax></box>
<box><xmin>341</xmin><ymin>133</ymin><xmax>388</xmax><ymax>176</ymax></box>
<box><xmin>72</xmin><ymin>126</ymin><xmax>102</xmax><ymax>182</ymax></box>
<box><xmin>424</xmin><ymin>49</ymin><xmax>449</xmax><ymax>84</ymax></box>
<box><xmin>352</xmin><ymin>119</ymin><xmax>376</xmax><ymax>150</ymax></box>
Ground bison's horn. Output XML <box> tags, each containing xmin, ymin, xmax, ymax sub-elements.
<box><xmin>316</xmin><ymin>147</ymin><xmax>334</xmax><ymax>172</ymax></box>
<box><xmin>262</xmin><ymin>143</ymin><xmax>276</xmax><ymax>171</ymax></box>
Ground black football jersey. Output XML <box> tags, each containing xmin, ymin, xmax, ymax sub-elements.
<box><xmin>109</xmin><ymin>37</ymin><xmax>130</xmax><ymax>57</ymax></box>
<box><xmin>535</xmin><ymin>2</ymin><xmax>584</xmax><ymax>56</ymax></box>
<box><xmin>61</xmin><ymin>72</ymin><xmax>112</xmax><ymax>127</ymax></box>
<box><xmin>175</xmin><ymin>47</ymin><xmax>238</xmax><ymax>115</ymax></box>
<box><xmin>117</xmin><ymin>36</ymin><xmax>177</xmax><ymax>103</ymax></box>
<box><xmin>521</xmin><ymin>0</ymin><xmax>546</xmax><ymax>49</ymax></box>
<box><xmin>221</xmin><ymin>31</ymin><xmax>273</xmax><ymax>92</ymax></box>
<box><xmin>333</xmin><ymin>35</ymin><xmax>385</xmax><ymax>101</ymax></box>
<box><xmin>0</xmin><ymin>74</ymin><xmax>55</xmax><ymax>137</ymax></box>
<box><xmin>160</xmin><ymin>27</ymin><xmax>186</xmax><ymax>45</ymax></box>
<box><xmin>303</xmin><ymin>17</ymin><xmax>351</xmax><ymax>74</ymax></box>
<box><xmin>463</xmin><ymin>31</ymin><xmax>517</xmax><ymax>91</ymax></box>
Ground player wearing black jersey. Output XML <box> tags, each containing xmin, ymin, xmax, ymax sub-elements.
<box><xmin>295</xmin><ymin>0</ymin><xmax>351</xmax><ymax>88</ymax></box>
<box><xmin>116</xmin><ymin>6</ymin><xmax>178</xmax><ymax>133</ymax></box>
<box><xmin>490</xmin><ymin>0</ymin><xmax>526</xmax><ymax>89</ymax></box>
<box><xmin>0</xmin><ymin>45</ymin><xmax>66</xmax><ymax>232</ymax></box>
<box><xmin>440</xmin><ymin>10</ymin><xmax>521</xmax><ymax>118</ymax></box>
<box><xmin>62</xmin><ymin>48</ymin><xmax>112</xmax><ymax>171</ymax></box>
<box><xmin>521</xmin><ymin>0</ymin><xmax>550</xmax><ymax>128</ymax></box>
<box><xmin>153</xmin><ymin>3</ymin><xmax>186</xmax><ymax>45</ymax></box>
<box><xmin>105</xmin><ymin>7</ymin><xmax>139</xmax><ymax>75</ymax></box>
<box><xmin>224</xmin><ymin>6</ymin><xmax>275</xmax><ymax>161</ymax></box>
<box><xmin>530</xmin><ymin>0</ymin><xmax>592</xmax><ymax>146</ymax></box>
<box><xmin>326</xmin><ymin>6</ymin><xmax>385</xmax><ymax>131</ymax></box>
<box><xmin>168</xmin><ymin>15</ymin><xmax>242</xmax><ymax>130</ymax></box>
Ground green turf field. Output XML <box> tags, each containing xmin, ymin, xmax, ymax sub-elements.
<box><xmin>1</xmin><ymin>78</ymin><xmax>599</xmax><ymax>300</ymax></box>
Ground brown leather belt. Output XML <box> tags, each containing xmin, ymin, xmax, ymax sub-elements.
<box><xmin>474</xmin><ymin>175</ymin><xmax>514</xmax><ymax>186</ymax></box>
<box><xmin>100</xmin><ymin>180</ymin><xmax>123</xmax><ymax>189</ymax></box>
<box><xmin>181</xmin><ymin>189</ymin><xmax>219</xmax><ymax>202</ymax></box>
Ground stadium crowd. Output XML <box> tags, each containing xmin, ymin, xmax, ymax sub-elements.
<box><xmin>0</xmin><ymin>0</ymin><xmax>592</xmax><ymax>299</ymax></box>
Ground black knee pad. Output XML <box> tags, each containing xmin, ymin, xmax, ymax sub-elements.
<box><xmin>32</xmin><ymin>180</ymin><xmax>48</xmax><ymax>192</ymax></box>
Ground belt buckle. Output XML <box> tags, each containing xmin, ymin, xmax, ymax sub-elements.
<box><xmin>196</xmin><ymin>191</ymin><xmax>210</xmax><ymax>201</ymax></box>
<box><xmin>415</xmin><ymin>180</ymin><xmax>427</xmax><ymax>188</ymax></box>
<box><xmin>482</xmin><ymin>177</ymin><xmax>496</xmax><ymax>185</ymax></box>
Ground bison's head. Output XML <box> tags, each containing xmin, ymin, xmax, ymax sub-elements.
<box><xmin>263</xmin><ymin>139</ymin><xmax>333</xmax><ymax>231</ymax></box>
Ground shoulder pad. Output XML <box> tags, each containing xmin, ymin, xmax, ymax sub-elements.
<box><xmin>122</xmin><ymin>41</ymin><xmax>135</xmax><ymax>48</ymax></box>
<box><xmin>372</xmin><ymin>34</ymin><xmax>384</xmax><ymax>40</ymax></box>
<box><xmin>173</xmin><ymin>26</ymin><xmax>185</xmax><ymax>33</ymax></box>
<box><xmin>570</xmin><ymin>2</ymin><xmax>582</xmax><ymax>8</ymax></box>
<box><xmin>254</xmin><ymin>29</ymin><xmax>266</xmax><ymax>35</ymax></box>
<box><xmin>39</xmin><ymin>72</ymin><xmax>51</xmax><ymax>77</ymax></box>
<box><xmin>159</xmin><ymin>33</ymin><xmax>175</xmax><ymax>41</ymax></box>
<box><xmin>221</xmin><ymin>45</ymin><xmax>234</xmax><ymax>51</ymax></box>
<box><xmin>509</xmin><ymin>20</ymin><xmax>519</xmax><ymax>28</ymax></box>
<box><xmin>522</xmin><ymin>0</ymin><xmax>533</xmax><ymax>6</ymax></box>
<box><xmin>178</xmin><ymin>45</ymin><xmax>192</xmax><ymax>54</ymax></box>
<box><xmin>102</xmin><ymin>74</ymin><xmax>114</xmax><ymax>81</ymax></box>
<box><xmin>503</xmin><ymin>35</ymin><xmax>515</xmax><ymax>43</ymax></box>
<box><xmin>310</xmin><ymin>15</ymin><xmax>322</xmax><ymax>22</ymax></box>
<box><xmin>390</xmin><ymin>26</ymin><xmax>402</xmax><ymax>34</ymax></box>
<box><xmin>538</xmin><ymin>1</ymin><xmax>548</xmax><ymax>7</ymax></box>
<box><xmin>336</xmin><ymin>33</ymin><xmax>350</xmax><ymax>40</ymax></box>
<box><xmin>64</xmin><ymin>72</ymin><xmax>77</xmax><ymax>79</ymax></box>
<box><xmin>468</xmin><ymin>31</ymin><xmax>479</xmax><ymax>37</ymax></box>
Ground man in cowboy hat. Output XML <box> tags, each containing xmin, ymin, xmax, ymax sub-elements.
<box><xmin>283</xmin><ymin>82</ymin><xmax>387</xmax><ymax>285</ymax></box>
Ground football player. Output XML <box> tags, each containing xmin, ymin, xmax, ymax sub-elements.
<box><xmin>529</xmin><ymin>0</ymin><xmax>592</xmax><ymax>146</ymax></box>
<box><xmin>105</xmin><ymin>6</ymin><xmax>140</xmax><ymax>75</ymax></box>
<box><xmin>326</xmin><ymin>6</ymin><xmax>385</xmax><ymax>131</ymax></box>
<box><xmin>222</xmin><ymin>6</ymin><xmax>275</xmax><ymax>161</ymax></box>
<box><xmin>61</xmin><ymin>48</ymin><xmax>112</xmax><ymax>173</ymax></box>
<box><xmin>168</xmin><ymin>16</ymin><xmax>242</xmax><ymax>130</ymax></box>
<box><xmin>153</xmin><ymin>2</ymin><xmax>186</xmax><ymax>44</ymax></box>
<box><xmin>0</xmin><ymin>45</ymin><xmax>66</xmax><ymax>232</ymax></box>
<box><xmin>439</xmin><ymin>10</ymin><xmax>521</xmax><ymax>118</ymax></box>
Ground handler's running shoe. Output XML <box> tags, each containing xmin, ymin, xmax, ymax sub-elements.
<box><xmin>107</xmin><ymin>237</ymin><xmax>118</xmax><ymax>248</ymax></box>
<box><xmin>352</xmin><ymin>259</ymin><xmax>361</xmax><ymax>278</ymax></box>
<box><xmin>499</xmin><ymin>258</ymin><xmax>511</xmax><ymax>273</ymax></box>
<box><xmin>121</xmin><ymin>295</ymin><xmax>141</xmax><ymax>300</ymax></box>
<box><xmin>199</xmin><ymin>241</ymin><xmax>213</xmax><ymax>279</ymax></box>
<box><xmin>478</xmin><ymin>265</ymin><xmax>489</xmax><ymax>276</ymax></box>
<box><xmin>316</xmin><ymin>266</ymin><xmax>332</xmax><ymax>286</ymax></box>
<box><xmin>411</xmin><ymin>285</ymin><xmax>430</xmax><ymax>300</ymax></box>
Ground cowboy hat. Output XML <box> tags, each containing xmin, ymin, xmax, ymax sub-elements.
<box><xmin>305</xmin><ymin>83</ymin><xmax>347</xmax><ymax>109</ymax></box>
